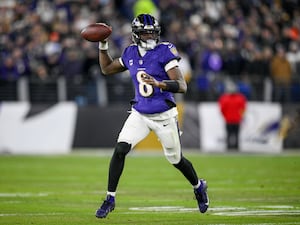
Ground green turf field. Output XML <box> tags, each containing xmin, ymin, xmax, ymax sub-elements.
<box><xmin>0</xmin><ymin>150</ymin><xmax>300</xmax><ymax>225</ymax></box>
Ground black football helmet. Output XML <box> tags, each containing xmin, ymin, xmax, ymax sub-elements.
<box><xmin>131</xmin><ymin>14</ymin><xmax>161</xmax><ymax>50</ymax></box>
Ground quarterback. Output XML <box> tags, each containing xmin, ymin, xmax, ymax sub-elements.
<box><xmin>95</xmin><ymin>14</ymin><xmax>209</xmax><ymax>218</ymax></box>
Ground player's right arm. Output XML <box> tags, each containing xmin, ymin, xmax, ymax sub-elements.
<box><xmin>98</xmin><ymin>41</ymin><xmax>127</xmax><ymax>75</ymax></box>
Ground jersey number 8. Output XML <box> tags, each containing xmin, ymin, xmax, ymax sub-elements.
<box><xmin>136</xmin><ymin>71</ymin><xmax>154</xmax><ymax>97</ymax></box>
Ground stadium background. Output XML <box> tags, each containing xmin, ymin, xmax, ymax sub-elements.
<box><xmin>0</xmin><ymin>0</ymin><xmax>300</xmax><ymax>153</ymax></box>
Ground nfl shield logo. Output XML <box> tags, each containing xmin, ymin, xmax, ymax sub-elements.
<box><xmin>139</xmin><ymin>60</ymin><xmax>143</xmax><ymax>65</ymax></box>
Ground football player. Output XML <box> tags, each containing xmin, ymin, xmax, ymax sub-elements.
<box><xmin>95</xmin><ymin>14</ymin><xmax>209</xmax><ymax>218</ymax></box>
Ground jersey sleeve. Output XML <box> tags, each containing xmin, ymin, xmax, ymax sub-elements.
<box><xmin>160</xmin><ymin>42</ymin><xmax>181</xmax><ymax>67</ymax></box>
<box><xmin>120</xmin><ymin>46</ymin><xmax>131</xmax><ymax>69</ymax></box>
<box><xmin>164</xmin><ymin>59</ymin><xmax>179</xmax><ymax>72</ymax></box>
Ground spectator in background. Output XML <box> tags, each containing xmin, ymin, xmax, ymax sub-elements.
<box><xmin>43</xmin><ymin>40</ymin><xmax>63</xmax><ymax>79</ymax></box>
<box><xmin>0</xmin><ymin>55</ymin><xmax>21</xmax><ymax>81</ymax></box>
<box><xmin>32</xmin><ymin>64</ymin><xmax>49</xmax><ymax>82</ymax></box>
<box><xmin>260</xmin><ymin>47</ymin><xmax>273</xmax><ymax>78</ymax></box>
<box><xmin>114</xmin><ymin>0</ymin><xmax>135</xmax><ymax>21</ymax></box>
<box><xmin>1</xmin><ymin>0</ymin><xmax>300</xmax><ymax>104</ymax></box>
<box><xmin>245</xmin><ymin>46</ymin><xmax>273</xmax><ymax>101</ymax></box>
<box><xmin>0</xmin><ymin>47</ymin><xmax>31</xmax><ymax>80</ymax></box>
<box><xmin>61</xmin><ymin>47</ymin><xmax>83</xmax><ymax>79</ymax></box>
<box><xmin>286</xmin><ymin>41</ymin><xmax>300</xmax><ymax>102</ymax></box>
<box><xmin>286</xmin><ymin>41</ymin><xmax>300</xmax><ymax>79</ymax></box>
<box><xmin>222</xmin><ymin>39</ymin><xmax>244</xmax><ymax>80</ymax></box>
<box><xmin>270</xmin><ymin>45</ymin><xmax>292</xmax><ymax>103</ymax></box>
<box><xmin>198</xmin><ymin>38</ymin><xmax>223</xmax><ymax>100</ymax></box>
<box><xmin>218</xmin><ymin>80</ymin><xmax>247</xmax><ymax>150</ymax></box>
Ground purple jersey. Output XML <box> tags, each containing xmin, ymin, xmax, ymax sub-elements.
<box><xmin>121</xmin><ymin>42</ymin><xmax>180</xmax><ymax>114</ymax></box>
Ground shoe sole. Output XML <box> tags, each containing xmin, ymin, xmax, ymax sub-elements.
<box><xmin>95</xmin><ymin>206</ymin><xmax>115</xmax><ymax>218</ymax></box>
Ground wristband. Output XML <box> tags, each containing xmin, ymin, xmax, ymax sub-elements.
<box><xmin>163</xmin><ymin>80</ymin><xmax>180</xmax><ymax>93</ymax></box>
<box><xmin>98</xmin><ymin>41</ymin><xmax>108</xmax><ymax>50</ymax></box>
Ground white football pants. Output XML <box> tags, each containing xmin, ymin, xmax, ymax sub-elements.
<box><xmin>117</xmin><ymin>107</ymin><xmax>182</xmax><ymax>164</ymax></box>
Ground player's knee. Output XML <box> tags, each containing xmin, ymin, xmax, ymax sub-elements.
<box><xmin>114</xmin><ymin>142</ymin><xmax>131</xmax><ymax>159</ymax></box>
<box><xmin>165</xmin><ymin>152</ymin><xmax>181</xmax><ymax>164</ymax></box>
<box><xmin>158</xmin><ymin>128</ymin><xmax>181</xmax><ymax>164</ymax></box>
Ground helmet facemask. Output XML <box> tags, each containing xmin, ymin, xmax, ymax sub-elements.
<box><xmin>132</xmin><ymin>14</ymin><xmax>161</xmax><ymax>50</ymax></box>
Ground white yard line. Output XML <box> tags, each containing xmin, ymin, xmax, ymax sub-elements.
<box><xmin>129</xmin><ymin>205</ymin><xmax>300</xmax><ymax>216</ymax></box>
<box><xmin>213</xmin><ymin>210</ymin><xmax>300</xmax><ymax>216</ymax></box>
<box><xmin>0</xmin><ymin>192</ymin><xmax>49</xmax><ymax>197</ymax></box>
<box><xmin>0</xmin><ymin>213</ymin><xmax>65</xmax><ymax>217</ymax></box>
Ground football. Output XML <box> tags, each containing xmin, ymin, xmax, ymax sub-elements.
<box><xmin>80</xmin><ymin>23</ymin><xmax>112</xmax><ymax>42</ymax></box>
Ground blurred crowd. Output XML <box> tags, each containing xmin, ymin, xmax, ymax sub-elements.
<box><xmin>1</xmin><ymin>0</ymin><xmax>300</xmax><ymax>103</ymax></box>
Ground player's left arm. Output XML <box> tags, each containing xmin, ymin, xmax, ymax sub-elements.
<box><xmin>165</xmin><ymin>66</ymin><xmax>187</xmax><ymax>93</ymax></box>
<box><xmin>141</xmin><ymin>64</ymin><xmax>187</xmax><ymax>93</ymax></box>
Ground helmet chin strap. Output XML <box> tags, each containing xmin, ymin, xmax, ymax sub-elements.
<box><xmin>139</xmin><ymin>39</ymin><xmax>157</xmax><ymax>50</ymax></box>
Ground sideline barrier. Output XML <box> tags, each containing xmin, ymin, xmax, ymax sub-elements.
<box><xmin>198</xmin><ymin>102</ymin><xmax>283</xmax><ymax>153</ymax></box>
<box><xmin>0</xmin><ymin>102</ymin><xmax>77</xmax><ymax>154</ymax></box>
<box><xmin>0</xmin><ymin>102</ymin><xmax>298</xmax><ymax>154</ymax></box>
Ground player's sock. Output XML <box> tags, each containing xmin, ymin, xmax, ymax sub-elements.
<box><xmin>193</xmin><ymin>180</ymin><xmax>201</xmax><ymax>189</ymax></box>
<box><xmin>107</xmin><ymin>191</ymin><xmax>116</xmax><ymax>197</ymax></box>
<box><xmin>173</xmin><ymin>156</ymin><xmax>199</xmax><ymax>186</ymax></box>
